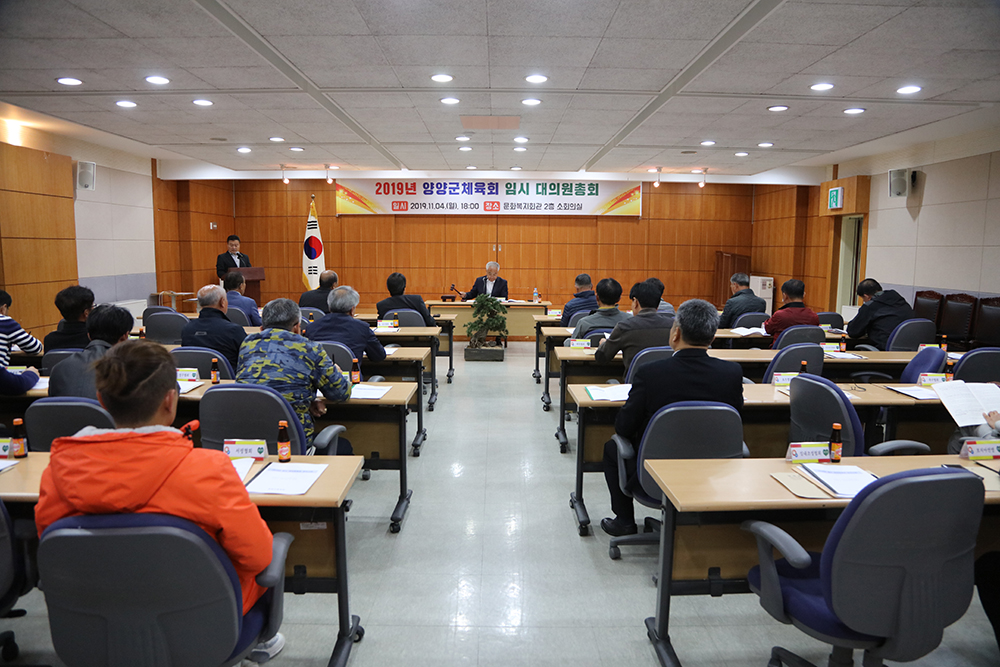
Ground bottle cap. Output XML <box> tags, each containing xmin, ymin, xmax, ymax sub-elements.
<box><xmin>352</xmin><ymin>358</ymin><xmax>359</xmax><ymax>362</ymax></box>
<box><xmin>212</xmin><ymin>357</ymin><xmax>218</xmax><ymax>362</ymax></box>
<box><xmin>12</xmin><ymin>418</ymin><xmax>22</xmax><ymax>426</ymax></box>
<box><xmin>832</xmin><ymin>422</ymin><xmax>842</xmax><ymax>430</ymax></box>
<box><xmin>278</xmin><ymin>420</ymin><xmax>287</xmax><ymax>427</ymax></box>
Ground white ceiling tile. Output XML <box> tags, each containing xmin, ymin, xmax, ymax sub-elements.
<box><xmin>935</xmin><ymin>77</ymin><xmax>1000</xmax><ymax>103</ymax></box>
<box><xmin>224</xmin><ymin>0</ymin><xmax>371</xmax><ymax>36</ymax></box>
<box><xmin>567</xmin><ymin>94</ymin><xmax>651</xmax><ymax>112</ymax></box>
<box><xmin>0</xmin><ymin>0</ymin><xmax>123</xmax><ymax>38</ymax></box>
<box><xmin>265</xmin><ymin>36</ymin><xmax>388</xmax><ymax>69</ymax></box>
<box><xmin>392</xmin><ymin>66</ymin><xmax>491</xmax><ymax>88</ymax></box>
<box><xmin>377</xmin><ymin>36</ymin><xmax>488</xmax><ymax>67</ymax></box>
<box><xmin>488</xmin><ymin>36</ymin><xmax>601</xmax><ymax>67</ymax></box>
<box><xmin>487</xmin><ymin>66</ymin><xmax>586</xmax><ymax>89</ymax></box>
<box><xmin>710</xmin><ymin>43</ymin><xmax>840</xmax><ymax>74</ymax></box>
<box><xmin>410</xmin><ymin>92</ymin><xmax>492</xmax><ymax>108</ymax></box>
<box><xmin>185</xmin><ymin>66</ymin><xmax>294</xmax><ymax>89</ymax></box>
<box><xmin>353</xmin><ymin>0</ymin><xmax>488</xmax><ymax>36</ymax></box>
<box><xmin>279</xmin><ymin>123</ymin><xmax>363</xmax><ymax>142</ymax></box>
<box><xmin>68</xmin><ymin>0</ymin><xmax>231</xmax><ymax>37</ymax></box>
<box><xmin>764</xmin><ymin>74</ymin><xmax>886</xmax><ymax>97</ymax></box>
<box><xmin>744</xmin><ymin>3</ymin><xmax>907</xmax><ymax>45</ymax></box>
<box><xmin>901</xmin><ymin>49</ymin><xmax>1000</xmax><ymax>82</ymax></box>
<box><xmin>306</xmin><ymin>66</ymin><xmax>402</xmax><ymax>88</ymax></box>
<box><xmin>590</xmin><ymin>38</ymin><xmax>706</xmax><ymax>70</ymax></box>
<box><xmin>255</xmin><ymin>108</ymin><xmax>333</xmax><ymax>124</ymax></box>
<box><xmin>487</xmin><ymin>0</ymin><xmax>617</xmax><ymax>37</ymax></box>
<box><xmin>803</xmin><ymin>43</ymin><xmax>944</xmax><ymax>78</ymax></box>
<box><xmin>330</xmin><ymin>92</ymin><xmax>414</xmax><ymax>109</ymax></box>
<box><xmin>605</xmin><ymin>0</ymin><xmax>759</xmax><ymax>40</ymax></box>
<box><xmin>578</xmin><ymin>68</ymin><xmax>678</xmax><ymax>92</ymax></box>
<box><xmin>139</xmin><ymin>36</ymin><xmax>270</xmax><ymax>68</ymax></box>
<box><xmin>226</xmin><ymin>93</ymin><xmax>319</xmax><ymax>109</ymax></box>
<box><xmin>683</xmin><ymin>69</ymin><xmax>790</xmax><ymax>94</ymax></box>
<box><xmin>862</xmin><ymin>6</ymin><xmax>1000</xmax><ymax>51</ymax></box>
<box><xmin>489</xmin><ymin>92</ymin><xmax>570</xmax><ymax>111</ymax></box>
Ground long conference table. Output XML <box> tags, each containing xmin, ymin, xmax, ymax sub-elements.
<box><xmin>427</xmin><ymin>299</ymin><xmax>550</xmax><ymax>340</ymax></box>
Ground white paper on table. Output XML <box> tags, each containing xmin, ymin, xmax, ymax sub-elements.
<box><xmin>33</xmin><ymin>377</ymin><xmax>49</xmax><ymax>391</ymax></box>
<box><xmin>948</xmin><ymin>352</ymin><xmax>964</xmax><ymax>361</ymax></box>
<box><xmin>730</xmin><ymin>327</ymin><xmax>768</xmax><ymax>337</ymax></box>
<box><xmin>230</xmin><ymin>457</ymin><xmax>255</xmax><ymax>481</ymax></box>
<box><xmin>0</xmin><ymin>460</ymin><xmax>19</xmax><ymax>473</ymax></box>
<box><xmin>887</xmin><ymin>385</ymin><xmax>939</xmax><ymax>400</ymax></box>
<box><xmin>934</xmin><ymin>381</ymin><xmax>1000</xmax><ymax>427</ymax></box>
<box><xmin>383</xmin><ymin>347</ymin><xmax>397</xmax><ymax>355</ymax></box>
<box><xmin>828</xmin><ymin>328</ymin><xmax>848</xmax><ymax>334</ymax></box>
<box><xmin>585</xmin><ymin>384</ymin><xmax>631</xmax><ymax>401</ymax></box>
<box><xmin>350</xmin><ymin>384</ymin><xmax>391</xmax><ymax>400</ymax></box>
<box><xmin>564</xmin><ymin>328</ymin><xmax>573</xmax><ymax>334</ymax></box>
<box><xmin>825</xmin><ymin>351</ymin><xmax>865</xmax><ymax>360</ymax></box>
<box><xmin>177</xmin><ymin>380</ymin><xmax>204</xmax><ymax>394</ymax></box>
<box><xmin>799</xmin><ymin>463</ymin><xmax>878</xmax><ymax>498</ymax></box>
<box><xmin>604</xmin><ymin>332</ymin><xmax>611</xmax><ymax>340</ymax></box>
<box><xmin>245</xmin><ymin>462</ymin><xmax>328</xmax><ymax>495</ymax></box>
<box><xmin>374</xmin><ymin>327</ymin><xmax>400</xmax><ymax>333</ymax></box>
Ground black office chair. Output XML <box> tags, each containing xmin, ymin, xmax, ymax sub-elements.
<box><xmin>816</xmin><ymin>312</ymin><xmax>844</xmax><ymax>329</ymax></box>
<box><xmin>857</xmin><ymin>318</ymin><xmax>935</xmax><ymax>352</ymax></box>
<box><xmin>953</xmin><ymin>347</ymin><xmax>1000</xmax><ymax>383</ymax></box>
<box><xmin>384</xmin><ymin>309</ymin><xmax>424</xmax><ymax>327</ymax></box>
<box><xmin>226</xmin><ymin>308</ymin><xmax>250</xmax><ymax>327</ymax></box>
<box><xmin>567</xmin><ymin>311</ymin><xmax>588</xmax><ymax>328</ymax></box>
<box><xmin>0</xmin><ymin>499</ymin><xmax>34</xmax><ymax>662</ymax></box>
<box><xmin>25</xmin><ymin>397</ymin><xmax>115</xmax><ymax>452</ymax></box>
<box><xmin>40</xmin><ymin>349</ymin><xmax>77</xmax><ymax>376</ymax></box>
<box><xmin>743</xmin><ymin>468</ymin><xmax>983</xmax><ymax>667</ymax></box>
<box><xmin>624</xmin><ymin>345</ymin><xmax>673</xmax><ymax>384</ymax></box>
<box><xmin>774</xmin><ymin>325</ymin><xmax>825</xmax><ymax>349</ymax></box>
<box><xmin>732</xmin><ymin>312</ymin><xmax>768</xmax><ymax>329</ymax></box>
<box><xmin>145</xmin><ymin>312</ymin><xmax>190</xmax><ymax>345</ymax></box>
<box><xmin>315</xmin><ymin>342</ymin><xmax>385</xmax><ymax>385</ymax></box>
<box><xmin>39</xmin><ymin>513</ymin><xmax>293</xmax><ymax>667</ymax></box>
<box><xmin>170</xmin><ymin>347</ymin><xmax>236</xmax><ymax>380</ymax></box>
<box><xmin>141</xmin><ymin>306</ymin><xmax>175</xmax><ymax>323</ymax></box>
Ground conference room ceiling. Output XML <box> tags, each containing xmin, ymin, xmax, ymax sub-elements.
<box><xmin>1</xmin><ymin>0</ymin><xmax>998</xmax><ymax>175</ymax></box>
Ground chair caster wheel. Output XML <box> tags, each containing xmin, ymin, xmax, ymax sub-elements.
<box><xmin>361</xmin><ymin>469</ymin><xmax>371</xmax><ymax>481</ymax></box>
<box><xmin>411</xmin><ymin>447</ymin><xmax>421</xmax><ymax>457</ymax></box>
<box><xmin>559</xmin><ymin>444</ymin><xmax>567</xmax><ymax>454</ymax></box>
<box><xmin>542</xmin><ymin>404</ymin><xmax>550</xmax><ymax>412</ymax></box>
<box><xmin>767</xmin><ymin>659</ymin><xmax>781</xmax><ymax>667</ymax></box>
<box><xmin>353</xmin><ymin>626</ymin><xmax>365</xmax><ymax>643</ymax></box>
<box><xmin>389</xmin><ymin>522</ymin><xmax>401</xmax><ymax>533</ymax></box>
<box><xmin>2</xmin><ymin>640</ymin><xmax>18</xmax><ymax>661</ymax></box>
<box><xmin>578</xmin><ymin>525</ymin><xmax>588</xmax><ymax>537</ymax></box>
<box><xmin>609</xmin><ymin>546</ymin><xmax>621</xmax><ymax>560</ymax></box>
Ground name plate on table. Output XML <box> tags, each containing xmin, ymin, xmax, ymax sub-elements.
<box><xmin>961</xmin><ymin>440</ymin><xmax>1000</xmax><ymax>460</ymax></box>
<box><xmin>377</xmin><ymin>319</ymin><xmax>398</xmax><ymax>329</ymax></box>
<box><xmin>786</xmin><ymin>442</ymin><xmax>831</xmax><ymax>463</ymax></box>
<box><xmin>821</xmin><ymin>343</ymin><xmax>839</xmax><ymax>352</ymax></box>
<box><xmin>918</xmin><ymin>373</ymin><xmax>947</xmax><ymax>386</ymax></box>
<box><xmin>772</xmin><ymin>372</ymin><xmax>799</xmax><ymax>387</ymax></box>
<box><xmin>918</xmin><ymin>344</ymin><xmax>941</xmax><ymax>350</ymax></box>
<box><xmin>569</xmin><ymin>339</ymin><xmax>591</xmax><ymax>349</ymax></box>
<box><xmin>4</xmin><ymin>366</ymin><xmax>27</xmax><ymax>374</ymax></box>
<box><xmin>0</xmin><ymin>439</ymin><xmax>9</xmax><ymax>458</ymax></box>
<box><xmin>223</xmin><ymin>439</ymin><xmax>268</xmax><ymax>460</ymax></box>
<box><xmin>548</xmin><ymin>309</ymin><xmax>562</xmax><ymax>317</ymax></box>
<box><xmin>176</xmin><ymin>368</ymin><xmax>200</xmax><ymax>381</ymax></box>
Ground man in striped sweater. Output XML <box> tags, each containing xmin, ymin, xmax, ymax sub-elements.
<box><xmin>0</xmin><ymin>290</ymin><xmax>42</xmax><ymax>367</ymax></box>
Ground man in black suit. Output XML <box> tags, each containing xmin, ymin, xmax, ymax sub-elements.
<box><xmin>601</xmin><ymin>298</ymin><xmax>744</xmax><ymax>537</ymax></box>
<box><xmin>216</xmin><ymin>235</ymin><xmax>251</xmax><ymax>279</ymax></box>
<box><xmin>465</xmin><ymin>261</ymin><xmax>508</xmax><ymax>300</ymax></box>
<box><xmin>180</xmin><ymin>285</ymin><xmax>247</xmax><ymax>371</ymax></box>
<box><xmin>299</xmin><ymin>270</ymin><xmax>338</xmax><ymax>314</ymax></box>
<box><xmin>377</xmin><ymin>273</ymin><xmax>435</xmax><ymax>326</ymax></box>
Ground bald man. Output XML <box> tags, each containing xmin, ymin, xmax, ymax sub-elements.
<box><xmin>180</xmin><ymin>285</ymin><xmax>247</xmax><ymax>370</ymax></box>
<box><xmin>299</xmin><ymin>270</ymin><xmax>338</xmax><ymax>313</ymax></box>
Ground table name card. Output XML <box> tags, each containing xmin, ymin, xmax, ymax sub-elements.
<box><xmin>785</xmin><ymin>442</ymin><xmax>831</xmax><ymax>463</ymax></box>
<box><xmin>569</xmin><ymin>339</ymin><xmax>591</xmax><ymax>349</ymax></box>
<box><xmin>176</xmin><ymin>368</ymin><xmax>200</xmax><ymax>381</ymax></box>
<box><xmin>224</xmin><ymin>439</ymin><xmax>268</xmax><ymax>460</ymax></box>
<box><xmin>961</xmin><ymin>440</ymin><xmax>1000</xmax><ymax>460</ymax></box>
<box><xmin>771</xmin><ymin>372</ymin><xmax>799</xmax><ymax>387</ymax></box>
<box><xmin>918</xmin><ymin>373</ymin><xmax>947</xmax><ymax>386</ymax></box>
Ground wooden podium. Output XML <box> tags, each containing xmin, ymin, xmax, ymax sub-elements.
<box><xmin>228</xmin><ymin>266</ymin><xmax>265</xmax><ymax>304</ymax></box>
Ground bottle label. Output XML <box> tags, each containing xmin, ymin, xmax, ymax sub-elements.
<box><xmin>831</xmin><ymin>441</ymin><xmax>842</xmax><ymax>462</ymax></box>
<box><xmin>278</xmin><ymin>442</ymin><xmax>291</xmax><ymax>461</ymax></box>
<box><xmin>10</xmin><ymin>438</ymin><xmax>26</xmax><ymax>458</ymax></box>
<box><xmin>351</xmin><ymin>370</ymin><xmax>361</xmax><ymax>383</ymax></box>
<box><xmin>211</xmin><ymin>369</ymin><xmax>220</xmax><ymax>383</ymax></box>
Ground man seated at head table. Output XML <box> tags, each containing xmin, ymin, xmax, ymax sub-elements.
<box><xmin>376</xmin><ymin>272</ymin><xmax>436</xmax><ymax>327</ymax></box>
<box><xmin>601</xmin><ymin>299</ymin><xmax>745</xmax><ymax>537</ymax></box>
<box><xmin>567</xmin><ymin>278</ymin><xmax>631</xmax><ymax>341</ymax></box>
<box><xmin>224</xmin><ymin>271</ymin><xmax>263</xmax><ymax>326</ymax></box>
<box><xmin>238</xmin><ymin>298</ymin><xmax>352</xmax><ymax>454</ymax></box>
<box><xmin>298</xmin><ymin>270</ymin><xmax>338</xmax><ymax>314</ymax></box>
<box><xmin>35</xmin><ymin>340</ymin><xmax>287</xmax><ymax>663</ymax></box>
<box><xmin>44</xmin><ymin>285</ymin><xmax>94</xmax><ymax>352</ymax></box>
<box><xmin>560</xmin><ymin>273</ymin><xmax>598</xmax><ymax>327</ymax></box>
<box><xmin>305</xmin><ymin>286</ymin><xmax>386</xmax><ymax>362</ymax></box>
<box><xmin>718</xmin><ymin>272</ymin><xmax>767</xmax><ymax>329</ymax></box>
<box><xmin>645</xmin><ymin>276</ymin><xmax>675</xmax><ymax>316</ymax></box>
<box><xmin>594</xmin><ymin>281</ymin><xmax>674</xmax><ymax>368</ymax></box>
<box><xmin>763</xmin><ymin>279</ymin><xmax>819</xmax><ymax>347</ymax></box>
<box><xmin>465</xmin><ymin>261</ymin><xmax>508</xmax><ymax>300</ymax></box>
<box><xmin>0</xmin><ymin>289</ymin><xmax>42</xmax><ymax>368</ymax></box>
<box><xmin>847</xmin><ymin>278</ymin><xmax>915</xmax><ymax>350</ymax></box>
<box><xmin>50</xmin><ymin>304</ymin><xmax>134</xmax><ymax>400</ymax></box>
<box><xmin>180</xmin><ymin>285</ymin><xmax>247</xmax><ymax>372</ymax></box>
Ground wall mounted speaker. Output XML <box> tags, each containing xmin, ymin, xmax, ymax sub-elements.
<box><xmin>888</xmin><ymin>168</ymin><xmax>908</xmax><ymax>198</ymax></box>
<box><xmin>76</xmin><ymin>160</ymin><xmax>96</xmax><ymax>191</ymax></box>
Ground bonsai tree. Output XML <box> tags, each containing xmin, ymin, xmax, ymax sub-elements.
<box><xmin>464</xmin><ymin>294</ymin><xmax>508</xmax><ymax>349</ymax></box>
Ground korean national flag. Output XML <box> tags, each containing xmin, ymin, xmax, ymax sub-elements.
<box><xmin>302</xmin><ymin>197</ymin><xmax>325</xmax><ymax>290</ymax></box>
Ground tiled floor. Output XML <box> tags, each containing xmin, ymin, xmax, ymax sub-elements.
<box><xmin>8</xmin><ymin>342</ymin><xmax>999</xmax><ymax>666</ymax></box>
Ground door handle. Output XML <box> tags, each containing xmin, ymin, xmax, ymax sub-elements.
<box><xmin>498</xmin><ymin>244</ymin><xmax>502</xmax><ymax>252</ymax></box>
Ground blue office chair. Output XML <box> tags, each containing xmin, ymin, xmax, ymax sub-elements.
<box><xmin>226</xmin><ymin>308</ymin><xmax>250</xmax><ymax>327</ymax></box>
<box><xmin>384</xmin><ymin>309</ymin><xmax>424</xmax><ymax>327</ymax></box>
<box><xmin>25</xmin><ymin>397</ymin><xmax>115</xmax><ymax>452</ymax></box>
<box><xmin>624</xmin><ymin>346</ymin><xmax>673</xmax><ymax>384</ymax></box>
<box><xmin>199</xmin><ymin>384</ymin><xmax>345</xmax><ymax>456</ymax></box>
<box><xmin>39</xmin><ymin>513</ymin><xmax>292</xmax><ymax>667</ymax></box>
<box><xmin>953</xmin><ymin>347</ymin><xmax>1000</xmax><ymax>383</ymax></box>
<box><xmin>760</xmin><ymin>343</ymin><xmax>824</xmax><ymax>383</ymax></box>
<box><xmin>851</xmin><ymin>346</ymin><xmax>946</xmax><ymax>384</ymax></box>
<box><xmin>788</xmin><ymin>374</ymin><xmax>929</xmax><ymax>456</ymax></box>
<box><xmin>816</xmin><ymin>312</ymin><xmax>844</xmax><ymax>329</ymax></box>
<box><xmin>300</xmin><ymin>307</ymin><xmax>325</xmax><ymax>323</ymax></box>
<box><xmin>0</xmin><ymin>499</ymin><xmax>34</xmax><ymax>662</ymax></box>
<box><xmin>567</xmin><ymin>311</ymin><xmax>589</xmax><ymax>328</ymax></box>
<box><xmin>171</xmin><ymin>347</ymin><xmax>236</xmax><ymax>380</ymax></box>
<box><xmin>608</xmin><ymin>401</ymin><xmax>744</xmax><ymax>559</ymax></box>
<box><xmin>141</xmin><ymin>305</ymin><xmax>175</xmax><ymax>323</ymax></box>
<box><xmin>732</xmin><ymin>312</ymin><xmax>768</xmax><ymax>329</ymax></box>
<box><xmin>774</xmin><ymin>325</ymin><xmax>826</xmax><ymax>349</ymax></box>
<box><xmin>743</xmin><ymin>468</ymin><xmax>984</xmax><ymax>667</ymax></box>
<box><xmin>145</xmin><ymin>311</ymin><xmax>190</xmax><ymax>345</ymax></box>
<box><xmin>857</xmin><ymin>318</ymin><xmax>936</xmax><ymax>352</ymax></box>
<box><xmin>41</xmin><ymin>349</ymin><xmax>78</xmax><ymax>376</ymax></box>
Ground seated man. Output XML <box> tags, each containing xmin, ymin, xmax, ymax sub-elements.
<box><xmin>465</xmin><ymin>262</ymin><xmax>508</xmax><ymax>300</ymax></box>
<box><xmin>376</xmin><ymin>272</ymin><xmax>435</xmax><ymax>326</ymax></box>
<box><xmin>763</xmin><ymin>279</ymin><xmax>819</xmax><ymax>346</ymax></box>
<box><xmin>35</xmin><ymin>340</ymin><xmax>285</xmax><ymax>663</ymax></box>
<box><xmin>847</xmin><ymin>278</ymin><xmax>915</xmax><ymax>350</ymax></box>
<box><xmin>238</xmin><ymin>299</ymin><xmax>352</xmax><ymax>450</ymax></box>
<box><xmin>645</xmin><ymin>277</ymin><xmax>675</xmax><ymax>316</ymax></box>
<box><xmin>0</xmin><ymin>289</ymin><xmax>42</xmax><ymax>367</ymax></box>
<box><xmin>50</xmin><ymin>304</ymin><xmax>133</xmax><ymax>399</ymax></box>
<box><xmin>719</xmin><ymin>272</ymin><xmax>767</xmax><ymax>328</ymax></box>
<box><xmin>44</xmin><ymin>285</ymin><xmax>94</xmax><ymax>352</ymax></box>
<box><xmin>224</xmin><ymin>271</ymin><xmax>262</xmax><ymax>326</ymax></box>
<box><xmin>601</xmin><ymin>299</ymin><xmax>744</xmax><ymax>536</ymax></box>
<box><xmin>569</xmin><ymin>278</ymin><xmax>631</xmax><ymax>339</ymax></box>
<box><xmin>560</xmin><ymin>274</ymin><xmax>598</xmax><ymax>327</ymax></box>
<box><xmin>181</xmin><ymin>285</ymin><xmax>247</xmax><ymax>371</ymax></box>
<box><xmin>595</xmin><ymin>281</ymin><xmax>673</xmax><ymax>369</ymax></box>
<box><xmin>298</xmin><ymin>270</ymin><xmax>338</xmax><ymax>314</ymax></box>
<box><xmin>306</xmin><ymin>286</ymin><xmax>386</xmax><ymax>362</ymax></box>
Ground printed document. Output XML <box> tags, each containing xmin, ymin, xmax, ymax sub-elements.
<box><xmin>177</xmin><ymin>380</ymin><xmax>204</xmax><ymax>394</ymax></box>
<box><xmin>729</xmin><ymin>327</ymin><xmax>768</xmax><ymax>337</ymax></box>
<box><xmin>350</xmin><ymin>384</ymin><xmax>392</xmax><ymax>400</ymax></box>
<box><xmin>230</xmin><ymin>457</ymin><xmax>255</xmax><ymax>481</ymax></box>
<box><xmin>585</xmin><ymin>385</ymin><xmax>632</xmax><ymax>401</ymax></box>
<box><xmin>933</xmin><ymin>381</ymin><xmax>1000</xmax><ymax>427</ymax></box>
<box><xmin>886</xmin><ymin>385</ymin><xmax>939</xmax><ymax>400</ymax></box>
<box><xmin>246</xmin><ymin>462</ymin><xmax>328</xmax><ymax>495</ymax></box>
<box><xmin>799</xmin><ymin>463</ymin><xmax>878</xmax><ymax>498</ymax></box>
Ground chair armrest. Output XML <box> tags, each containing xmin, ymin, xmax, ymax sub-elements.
<box><xmin>867</xmin><ymin>439</ymin><xmax>931</xmax><ymax>456</ymax></box>
<box><xmin>313</xmin><ymin>424</ymin><xmax>346</xmax><ymax>455</ymax></box>
<box><xmin>611</xmin><ymin>434</ymin><xmax>636</xmax><ymax>497</ymax></box>
<box><xmin>367</xmin><ymin>375</ymin><xmax>385</xmax><ymax>383</ymax></box>
<box><xmin>743</xmin><ymin>377</ymin><xmax>755</xmax><ymax>384</ymax></box>
<box><xmin>256</xmin><ymin>532</ymin><xmax>294</xmax><ymax>588</ymax></box>
<box><xmin>855</xmin><ymin>343</ymin><xmax>878</xmax><ymax>352</ymax></box>
<box><xmin>606</xmin><ymin>379</ymin><xmax>620</xmax><ymax>385</ymax></box>
<box><xmin>741</xmin><ymin>520</ymin><xmax>811</xmax><ymax>623</ymax></box>
<box><xmin>742</xmin><ymin>442</ymin><xmax>750</xmax><ymax>458</ymax></box>
<box><xmin>850</xmin><ymin>370</ymin><xmax>893</xmax><ymax>383</ymax></box>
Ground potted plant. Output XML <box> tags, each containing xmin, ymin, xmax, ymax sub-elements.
<box><xmin>464</xmin><ymin>294</ymin><xmax>508</xmax><ymax>361</ymax></box>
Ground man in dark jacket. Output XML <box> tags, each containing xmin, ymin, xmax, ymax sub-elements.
<box><xmin>180</xmin><ymin>286</ymin><xmax>247</xmax><ymax>371</ymax></box>
<box><xmin>719</xmin><ymin>273</ymin><xmax>767</xmax><ymax>328</ymax></box>
<box><xmin>560</xmin><ymin>274</ymin><xmax>598</xmax><ymax>326</ymax></box>
<box><xmin>306</xmin><ymin>286</ymin><xmax>386</xmax><ymax>362</ymax></box>
<box><xmin>49</xmin><ymin>304</ymin><xmax>133</xmax><ymax>399</ymax></box>
<box><xmin>595</xmin><ymin>281</ymin><xmax>673</xmax><ymax>368</ymax></box>
<box><xmin>847</xmin><ymin>278</ymin><xmax>915</xmax><ymax>350</ymax></box>
<box><xmin>44</xmin><ymin>285</ymin><xmax>94</xmax><ymax>352</ymax></box>
<box><xmin>376</xmin><ymin>272</ymin><xmax>435</xmax><ymax>326</ymax></box>
<box><xmin>299</xmin><ymin>270</ymin><xmax>338</xmax><ymax>314</ymax></box>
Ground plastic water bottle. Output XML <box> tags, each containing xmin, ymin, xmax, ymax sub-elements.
<box><xmin>532</xmin><ymin>287</ymin><xmax>539</xmax><ymax>303</ymax></box>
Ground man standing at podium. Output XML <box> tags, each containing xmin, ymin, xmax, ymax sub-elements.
<box><xmin>216</xmin><ymin>235</ymin><xmax>251</xmax><ymax>279</ymax></box>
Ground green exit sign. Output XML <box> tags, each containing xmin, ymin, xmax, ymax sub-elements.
<box><xmin>828</xmin><ymin>186</ymin><xmax>844</xmax><ymax>209</ymax></box>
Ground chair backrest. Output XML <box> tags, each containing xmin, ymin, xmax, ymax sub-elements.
<box><xmin>141</xmin><ymin>306</ymin><xmax>175</xmax><ymax>323</ymax></box>
<box><xmin>763</xmin><ymin>343</ymin><xmax>824</xmax><ymax>383</ymax></box>
<box><xmin>816</xmin><ymin>312</ymin><xmax>844</xmax><ymax>329</ymax></box>
<box><xmin>938</xmin><ymin>293</ymin><xmax>978</xmax><ymax>341</ymax></box>
<box><xmin>885</xmin><ymin>318</ymin><xmax>937</xmax><ymax>351</ymax></box>
<box><xmin>774</xmin><ymin>325</ymin><xmax>825</xmax><ymax>349</ymax></box>
<box><xmin>913</xmin><ymin>290</ymin><xmax>944</xmax><ymax>326</ymax></box>
<box><xmin>226</xmin><ymin>308</ymin><xmax>250</xmax><ymax>326</ymax></box>
<box><xmin>821</xmin><ymin>468</ymin><xmax>983</xmax><ymax>661</ymax></box>
<box><xmin>199</xmin><ymin>384</ymin><xmax>308</xmax><ymax>454</ymax></box>
<box><xmin>300</xmin><ymin>307</ymin><xmax>325</xmax><ymax>323</ymax></box>
<box><xmin>900</xmin><ymin>347</ymin><xmax>947</xmax><ymax>384</ymax></box>
<box><xmin>624</xmin><ymin>345</ymin><xmax>673</xmax><ymax>384</ymax></box>
<box><xmin>385</xmin><ymin>309</ymin><xmax>424</xmax><ymax>327</ymax></box>
<box><xmin>567</xmin><ymin>311</ymin><xmax>588</xmax><ymax>328</ymax></box>
<box><xmin>317</xmin><ymin>341</ymin><xmax>355</xmax><ymax>371</ymax></box>
<box><xmin>39</xmin><ymin>513</ymin><xmax>245</xmax><ymax>667</ymax></box>
<box><xmin>170</xmin><ymin>347</ymin><xmax>236</xmax><ymax>380</ymax></box>
<box><xmin>973</xmin><ymin>297</ymin><xmax>1000</xmax><ymax>347</ymax></box>
<box><xmin>41</xmin><ymin>349</ymin><xmax>78</xmax><ymax>376</ymax></box>
<box><xmin>789</xmin><ymin>374</ymin><xmax>865</xmax><ymax>457</ymax></box>
<box><xmin>25</xmin><ymin>397</ymin><xmax>115</xmax><ymax>452</ymax></box>
<box><xmin>584</xmin><ymin>327</ymin><xmax>614</xmax><ymax>347</ymax></box>
<box><xmin>953</xmin><ymin>347</ymin><xmax>1000</xmax><ymax>383</ymax></box>
<box><xmin>732</xmin><ymin>312</ymin><xmax>768</xmax><ymax>329</ymax></box>
<box><xmin>145</xmin><ymin>311</ymin><xmax>190</xmax><ymax>345</ymax></box>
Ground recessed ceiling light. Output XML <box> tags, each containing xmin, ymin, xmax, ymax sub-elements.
<box><xmin>525</xmin><ymin>74</ymin><xmax>548</xmax><ymax>83</ymax></box>
<box><xmin>844</xmin><ymin>108</ymin><xmax>865</xmax><ymax>114</ymax></box>
<box><xmin>192</xmin><ymin>99</ymin><xmax>213</xmax><ymax>106</ymax></box>
<box><xmin>647</xmin><ymin>168</ymin><xmax>658</xmax><ymax>173</ymax></box>
<box><xmin>56</xmin><ymin>77</ymin><xmax>82</xmax><ymax>86</ymax></box>
<box><xmin>466</xmin><ymin>165</ymin><xmax>476</xmax><ymax>170</ymax></box>
<box><xmin>735</xmin><ymin>152</ymin><xmax>749</xmax><ymax>157</ymax></box>
<box><xmin>400</xmin><ymin>167</ymin><xmax>408</xmax><ymax>172</ymax></box>
<box><xmin>511</xmin><ymin>166</ymin><xmax>522</xmax><ymax>170</ymax></box>
<box><xmin>810</xmin><ymin>83</ymin><xmax>834</xmax><ymax>91</ymax></box>
<box><xmin>456</xmin><ymin>135</ymin><xmax>470</xmax><ymax>141</ymax></box>
<box><xmin>116</xmin><ymin>100</ymin><xmax>137</xmax><ymax>108</ymax></box>
<box><xmin>513</xmin><ymin>136</ymin><xmax>528</xmax><ymax>143</ymax></box>
<box><xmin>513</xmin><ymin>147</ymin><xmax>527</xmax><ymax>152</ymax></box>
<box><xmin>578</xmin><ymin>169</ymin><xmax>586</xmax><ymax>173</ymax></box>
<box><xmin>269</xmin><ymin>137</ymin><xmax>285</xmax><ymax>142</ymax></box>
<box><xmin>897</xmin><ymin>85</ymin><xmax>921</xmax><ymax>95</ymax></box>
<box><xmin>767</xmin><ymin>105</ymin><xmax>789</xmax><ymax>112</ymax></box>
<box><xmin>691</xmin><ymin>169</ymin><xmax>703</xmax><ymax>174</ymax></box>
<box><xmin>145</xmin><ymin>75</ymin><xmax>170</xmax><ymax>85</ymax></box>
<box><xmin>289</xmin><ymin>147</ymin><xmax>304</xmax><ymax>151</ymax></box>
<box><xmin>700</xmin><ymin>140</ymin><xmax>716</xmax><ymax>146</ymax></box>
<box><xmin>441</xmin><ymin>97</ymin><xmax>460</xmax><ymax>105</ymax></box>
<box><xmin>758</xmin><ymin>142</ymin><xmax>774</xmax><ymax>148</ymax></box>
<box><xmin>329</xmin><ymin>165</ymin><xmax>339</xmax><ymax>170</ymax></box>
<box><xmin>237</xmin><ymin>147</ymin><xmax>251</xmax><ymax>153</ymax></box>
<box><xmin>431</xmin><ymin>74</ymin><xmax>453</xmax><ymax>83</ymax></box>
<box><xmin>521</xmin><ymin>98</ymin><xmax>541</xmax><ymax>106</ymax></box>
<box><xmin>459</xmin><ymin>146</ymin><xmax>472</xmax><ymax>151</ymax></box>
